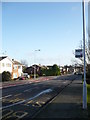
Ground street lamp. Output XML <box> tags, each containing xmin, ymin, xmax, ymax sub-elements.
<box><xmin>34</xmin><ymin>49</ymin><xmax>41</xmax><ymax>79</ymax></box>
<box><xmin>82</xmin><ymin>0</ymin><xmax>87</xmax><ymax>109</ymax></box>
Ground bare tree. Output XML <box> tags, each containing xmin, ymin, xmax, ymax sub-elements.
<box><xmin>21</xmin><ymin>59</ymin><xmax>28</xmax><ymax>67</ymax></box>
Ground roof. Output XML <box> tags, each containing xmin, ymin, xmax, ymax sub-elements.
<box><xmin>0</xmin><ymin>56</ymin><xmax>12</xmax><ymax>62</ymax></box>
<box><xmin>13</xmin><ymin>60</ymin><xmax>23</xmax><ymax>66</ymax></box>
<box><xmin>0</xmin><ymin>56</ymin><xmax>7</xmax><ymax>61</ymax></box>
<box><xmin>32</xmin><ymin>64</ymin><xmax>47</xmax><ymax>69</ymax></box>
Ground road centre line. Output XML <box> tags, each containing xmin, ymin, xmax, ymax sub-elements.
<box><xmin>24</xmin><ymin>89</ymin><xmax>31</xmax><ymax>92</ymax></box>
<box><xmin>1</xmin><ymin>88</ymin><xmax>53</xmax><ymax>110</ymax></box>
<box><xmin>23</xmin><ymin>87</ymin><xmax>39</xmax><ymax>92</ymax></box>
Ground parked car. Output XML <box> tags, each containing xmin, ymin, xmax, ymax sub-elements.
<box><xmin>19</xmin><ymin>76</ymin><xmax>25</xmax><ymax>80</ymax></box>
<box><xmin>19</xmin><ymin>73</ymin><xmax>30</xmax><ymax>80</ymax></box>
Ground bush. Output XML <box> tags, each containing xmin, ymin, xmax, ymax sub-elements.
<box><xmin>87</xmin><ymin>64</ymin><xmax>90</xmax><ymax>78</ymax></box>
<box><xmin>41</xmin><ymin>64</ymin><xmax>61</xmax><ymax>76</ymax></box>
<box><xmin>2</xmin><ymin>71</ymin><xmax>11</xmax><ymax>82</ymax></box>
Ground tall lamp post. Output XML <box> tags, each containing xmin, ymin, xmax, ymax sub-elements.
<box><xmin>82</xmin><ymin>0</ymin><xmax>87</xmax><ymax>109</ymax></box>
<box><xmin>34</xmin><ymin>49</ymin><xmax>40</xmax><ymax>79</ymax></box>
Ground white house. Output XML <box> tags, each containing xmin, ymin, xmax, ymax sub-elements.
<box><xmin>0</xmin><ymin>56</ymin><xmax>12</xmax><ymax>74</ymax></box>
<box><xmin>0</xmin><ymin>56</ymin><xmax>23</xmax><ymax>79</ymax></box>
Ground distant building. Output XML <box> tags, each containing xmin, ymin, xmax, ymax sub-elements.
<box><xmin>25</xmin><ymin>64</ymin><xmax>49</xmax><ymax>76</ymax></box>
<box><xmin>59</xmin><ymin>65</ymin><xmax>75</xmax><ymax>75</ymax></box>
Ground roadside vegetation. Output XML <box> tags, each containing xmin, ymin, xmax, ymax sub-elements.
<box><xmin>86</xmin><ymin>64</ymin><xmax>90</xmax><ymax>118</ymax></box>
<box><xmin>87</xmin><ymin>84</ymin><xmax>90</xmax><ymax>118</ymax></box>
<box><xmin>86</xmin><ymin>64</ymin><xmax>90</xmax><ymax>84</ymax></box>
<box><xmin>41</xmin><ymin>64</ymin><xmax>60</xmax><ymax>76</ymax></box>
<box><xmin>2</xmin><ymin>71</ymin><xmax>11</xmax><ymax>82</ymax></box>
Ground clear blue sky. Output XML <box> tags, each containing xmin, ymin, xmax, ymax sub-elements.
<box><xmin>2</xmin><ymin>2</ymin><xmax>88</xmax><ymax>66</ymax></box>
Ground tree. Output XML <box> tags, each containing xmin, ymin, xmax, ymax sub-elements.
<box><xmin>2</xmin><ymin>71</ymin><xmax>11</xmax><ymax>82</ymax></box>
<box><xmin>41</xmin><ymin>64</ymin><xmax>60</xmax><ymax>76</ymax></box>
<box><xmin>21</xmin><ymin>59</ymin><xmax>28</xmax><ymax>73</ymax></box>
<box><xmin>21</xmin><ymin>59</ymin><xmax>28</xmax><ymax>67</ymax></box>
<box><xmin>52</xmin><ymin>64</ymin><xmax>60</xmax><ymax>76</ymax></box>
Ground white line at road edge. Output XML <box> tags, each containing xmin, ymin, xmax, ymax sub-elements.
<box><xmin>1</xmin><ymin>88</ymin><xmax>53</xmax><ymax>110</ymax></box>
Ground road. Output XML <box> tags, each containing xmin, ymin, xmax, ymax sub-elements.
<box><xmin>1</xmin><ymin>74</ymin><xmax>80</xmax><ymax>120</ymax></box>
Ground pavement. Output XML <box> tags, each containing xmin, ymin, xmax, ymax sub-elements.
<box><xmin>33</xmin><ymin>78</ymin><xmax>89</xmax><ymax>119</ymax></box>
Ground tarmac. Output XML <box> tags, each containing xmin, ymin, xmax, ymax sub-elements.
<box><xmin>33</xmin><ymin>78</ymin><xmax>89</xmax><ymax>119</ymax></box>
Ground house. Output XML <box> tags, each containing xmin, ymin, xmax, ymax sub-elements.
<box><xmin>25</xmin><ymin>64</ymin><xmax>41</xmax><ymax>76</ymax></box>
<box><xmin>25</xmin><ymin>64</ymin><xmax>48</xmax><ymax>76</ymax></box>
<box><xmin>0</xmin><ymin>56</ymin><xmax>23</xmax><ymax>79</ymax></box>
<box><xmin>0</xmin><ymin>56</ymin><xmax>13</xmax><ymax>74</ymax></box>
<box><xmin>12</xmin><ymin>59</ymin><xmax>23</xmax><ymax>79</ymax></box>
<box><xmin>0</xmin><ymin>56</ymin><xmax>13</xmax><ymax>80</ymax></box>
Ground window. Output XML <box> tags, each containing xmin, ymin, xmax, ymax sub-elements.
<box><xmin>2</xmin><ymin>63</ymin><xmax>5</xmax><ymax>67</ymax></box>
<box><xmin>13</xmin><ymin>66</ymin><xmax>17</xmax><ymax>70</ymax></box>
<box><xmin>18</xmin><ymin>66</ymin><xmax>21</xmax><ymax>69</ymax></box>
<box><xmin>13</xmin><ymin>73</ymin><xmax>17</xmax><ymax>78</ymax></box>
<box><xmin>6</xmin><ymin>63</ymin><xmax>11</xmax><ymax>67</ymax></box>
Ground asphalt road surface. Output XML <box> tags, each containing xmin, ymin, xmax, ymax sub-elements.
<box><xmin>1</xmin><ymin>74</ymin><xmax>80</xmax><ymax>120</ymax></box>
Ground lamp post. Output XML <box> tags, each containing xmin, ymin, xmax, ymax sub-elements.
<box><xmin>34</xmin><ymin>49</ymin><xmax>40</xmax><ymax>79</ymax></box>
<box><xmin>82</xmin><ymin>0</ymin><xmax>87</xmax><ymax>109</ymax></box>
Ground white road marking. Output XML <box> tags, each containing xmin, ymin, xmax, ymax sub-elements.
<box><xmin>1</xmin><ymin>88</ymin><xmax>53</xmax><ymax>110</ymax></box>
<box><xmin>0</xmin><ymin>95</ymin><xmax>12</xmax><ymax>100</ymax></box>
<box><xmin>14</xmin><ymin>93</ymin><xmax>22</xmax><ymax>97</ymax></box>
<box><xmin>24</xmin><ymin>89</ymin><xmax>31</xmax><ymax>92</ymax></box>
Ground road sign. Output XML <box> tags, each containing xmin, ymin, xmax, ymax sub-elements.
<box><xmin>75</xmin><ymin>49</ymin><xmax>83</xmax><ymax>58</ymax></box>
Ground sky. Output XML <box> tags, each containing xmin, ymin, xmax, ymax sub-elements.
<box><xmin>2</xmin><ymin>2</ymin><xmax>88</xmax><ymax>66</ymax></box>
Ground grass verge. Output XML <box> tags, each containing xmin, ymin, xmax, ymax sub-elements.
<box><xmin>87</xmin><ymin>84</ymin><xmax>90</xmax><ymax>118</ymax></box>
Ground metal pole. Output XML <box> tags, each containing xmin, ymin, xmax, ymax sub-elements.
<box><xmin>34</xmin><ymin>49</ymin><xmax>40</xmax><ymax>79</ymax></box>
<box><xmin>34</xmin><ymin>66</ymin><xmax>36</xmax><ymax>79</ymax></box>
<box><xmin>82</xmin><ymin>0</ymin><xmax>87</xmax><ymax>109</ymax></box>
<box><xmin>34</xmin><ymin>52</ymin><xmax>36</xmax><ymax>79</ymax></box>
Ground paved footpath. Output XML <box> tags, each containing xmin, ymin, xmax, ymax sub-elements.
<box><xmin>34</xmin><ymin>79</ymin><xmax>89</xmax><ymax>119</ymax></box>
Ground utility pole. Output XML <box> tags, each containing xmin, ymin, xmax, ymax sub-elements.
<box><xmin>82</xmin><ymin>0</ymin><xmax>87</xmax><ymax>109</ymax></box>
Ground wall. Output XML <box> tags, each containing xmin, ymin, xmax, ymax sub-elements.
<box><xmin>0</xmin><ymin>58</ymin><xmax>12</xmax><ymax>74</ymax></box>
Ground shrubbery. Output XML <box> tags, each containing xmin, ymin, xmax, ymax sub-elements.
<box><xmin>86</xmin><ymin>64</ymin><xmax>90</xmax><ymax>84</ymax></box>
<box><xmin>2</xmin><ymin>71</ymin><xmax>11</xmax><ymax>82</ymax></box>
<box><xmin>86</xmin><ymin>64</ymin><xmax>90</xmax><ymax>79</ymax></box>
<box><xmin>41</xmin><ymin>64</ymin><xmax>60</xmax><ymax>76</ymax></box>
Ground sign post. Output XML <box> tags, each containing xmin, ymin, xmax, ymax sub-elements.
<box><xmin>75</xmin><ymin>49</ymin><xmax>83</xmax><ymax>58</ymax></box>
<box><xmin>82</xmin><ymin>0</ymin><xmax>87</xmax><ymax>109</ymax></box>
